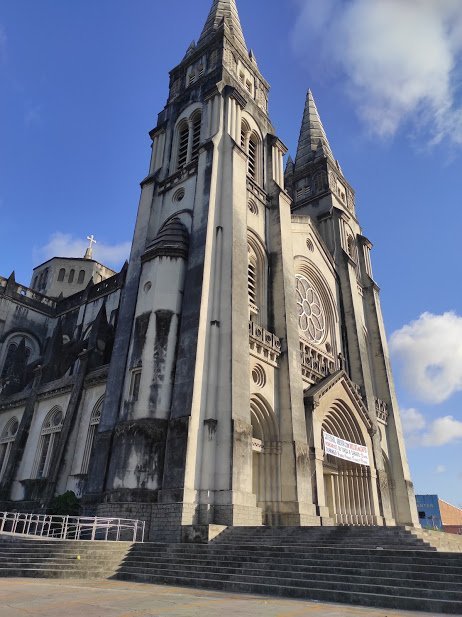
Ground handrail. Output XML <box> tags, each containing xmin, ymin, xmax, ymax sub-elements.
<box><xmin>0</xmin><ymin>511</ymin><xmax>145</xmax><ymax>542</ymax></box>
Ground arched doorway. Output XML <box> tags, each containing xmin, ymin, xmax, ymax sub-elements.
<box><xmin>321</xmin><ymin>402</ymin><xmax>378</xmax><ymax>526</ymax></box>
<box><xmin>250</xmin><ymin>395</ymin><xmax>281</xmax><ymax>525</ymax></box>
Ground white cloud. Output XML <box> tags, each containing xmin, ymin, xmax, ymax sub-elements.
<box><xmin>390</xmin><ymin>312</ymin><xmax>462</xmax><ymax>404</ymax></box>
<box><xmin>435</xmin><ymin>465</ymin><xmax>446</xmax><ymax>474</ymax></box>
<box><xmin>400</xmin><ymin>407</ymin><xmax>462</xmax><ymax>447</ymax></box>
<box><xmin>401</xmin><ymin>407</ymin><xmax>426</xmax><ymax>434</ymax></box>
<box><xmin>35</xmin><ymin>232</ymin><xmax>130</xmax><ymax>269</ymax></box>
<box><xmin>292</xmin><ymin>0</ymin><xmax>462</xmax><ymax>145</ymax></box>
<box><xmin>421</xmin><ymin>415</ymin><xmax>462</xmax><ymax>447</ymax></box>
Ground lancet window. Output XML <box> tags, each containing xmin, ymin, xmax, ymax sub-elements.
<box><xmin>247</xmin><ymin>236</ymin><xmax>267</xmax><ymax>325</ymax></box>
<box><xmin>81</xmin><ymin>398</ymin><xmax>103</xmax><ymax>474</ymax></box>
<box><xmin>175</xmin><ymin>109</ymin><xmax>202</xmax><ymax>170</ymax></box>
<box><xmin>241</xmin><ymin>120</ymin><xmax>262</xmax><ymax>184</ymax></box>
<box><xmin>32</xmin><ymin>407</ymin><xmax>63</xmax><ymax>479</ymax></box>
<box><xmin>0</xmin><ymin>417</ymin><xmax>19</xmax><ymax>480</ymax></box>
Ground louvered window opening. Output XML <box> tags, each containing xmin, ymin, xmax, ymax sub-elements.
<box><xmin>191</xmin><ymin>114</ymin><xmax>202</xmax><ymax>161</ymax></box>
<box><xmin>248</xmin><ymin>137</ymin><xmax>257</xmax><ymax>180</ymax></box>
<box><xmin>248</xmin><ymin>262</ymin><xmax>257</xmax><ymax>306</ymax></box>
<box><xmin>177</xmin><ymin>124</ymin><xmax>189</xmax><ymax>168</ymax></box>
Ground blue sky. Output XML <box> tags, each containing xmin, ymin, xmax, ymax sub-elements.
<box><xmin>1</xmin><ymin>0</ymin><xmax>461</xmax><ymax>506</ymax></box>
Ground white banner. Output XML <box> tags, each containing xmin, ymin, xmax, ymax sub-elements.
<box><xmin>323</xmin><ymin>431</ymin><xmax>370</xmax><ymax>467</ymax></box>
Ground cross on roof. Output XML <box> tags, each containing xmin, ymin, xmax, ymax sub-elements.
<box><xmin>87</xmin><ymin>234</ymin><xmax>97</xmax><ymax>250</ymax></box>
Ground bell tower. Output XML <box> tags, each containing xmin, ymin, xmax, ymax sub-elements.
<box><xmin>286</xmin><ymin>91</ymin><xmax>420</xmax><ymax>527</ymax></box>
<box><xmin>84</xmin><ymin>0</ymin><xmax>320</xmax><ymax>538</ymax></box>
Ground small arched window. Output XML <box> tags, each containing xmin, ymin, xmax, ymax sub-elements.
<box><xmin>241</xmin><ymin>120</ymin><xmax>261</xmax><ymax>184</ymax></box>
<box><xmin>175</xmin><ymin>109</ymin><xmax>202</xmax><ymax>171</ymax></box>
<box><xmin>177</xmin><ymin>120</ymin><xmax>189</xmax><ymax>169</ymax></box>
<box><xmin>77</xmin><ymin>270</ymin><xmax>85</xmax><ymax>284</ymax></box>
<box><xmin>247</xmin><ymin>238</ymin><xmax>266</xmax><ymax>324</ymax></box>
<box><xmin>190</xmin><ymin>111</ymin><xmax>202</xmax><ymax>161</ymax></box>
<box><xmin>0</xmin><ymin>417</ymin><xmax>19</xmax><ymax>480</ymax></box>
<box><xmin>33</xmin><ymin>407</ymin><xmax>63</xmax><ymax>479</ymax></box>
<box><xmin>81</xmin><ymin>398</ymin><xmax>103</xmax><ymax>474</ymax></box>
<box><xmin>347</xmin><ymin>235</ymin><xmax>356</xmax><ymax>260</ymax></box>
<box><xmin>68</xmin><ymin>269</ymin><xmax>75</xmax><ymax>284</ymax></box>
<box><xmin>57</xmin><ymin>268</ymin><xmax>66</xmax><ymax>282</ymax></box>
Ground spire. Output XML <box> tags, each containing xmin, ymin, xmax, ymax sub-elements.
<box><xmin>295</xmin><ymin>90</ymin><xmax>335</xmax><ymax>169</ymax></box>
<box><xmin>198</xmin><ymin>0</ymin><xmax>247</xmax><ymax>50</ymax></box>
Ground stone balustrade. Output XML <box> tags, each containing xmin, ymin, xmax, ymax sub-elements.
<box><xmin>300</xmin><ymin>340</ymin><xmax>337</xmax><ymax>384</ymax></box>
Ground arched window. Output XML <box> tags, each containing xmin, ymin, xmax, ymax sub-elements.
<box><xmin>248</xmin><ymin>246</ymin><xmax>258</xmax><ymax>318</ymax></box>
<box><xmin>1</xmin><ymin>334</ymin><xmax>36</xmax><ymax>379</ymax></box>
<box><xmin>248</xmin><ymin>133</ymin><xmax>258</xmax><ymax>180</ymax></box>
<box><xmin>32</xmin><ymin>407</ymin><xmax>63</xmax><ymax>479</ymax></box>
<box><xmin>247</xmin><ymin>235</ymin><xmax>267</xmax><ymax>325</ymax></box>
<box><xmin>175</xmin><ymin>110</ymin><xmax>202</xmax><ymax>170</ymax></box>
<box><xmin>57</xmin><ymin>268</ymin><xmax>66</xmax><ymax>282</ymax></box>
<box><xmin>77</xmin><ymin>270</ymin><xmax>85</xmax><ymax>284</ymax></box>
<box><xmin>0</xmin><ymin>417</ymin><xmax>19</xmax><ymax>480</ymax></box>
<box><xmin>190</xmin><ymin>111</ymin><xmax>202</xmax><ymax>161</ymax></box>
<box><xmin>177</xmin><ymin>120</ymin><xmax>189</xmax><ymax>169</ymax></box>
<box><xmin>81</xmin><ymin>398</ymin><xmax>103</xmax><ymax>474</ymax></box>
<box><xmin>241</xmin><ymin>120</ymin><xmax>261</xmax><ymax>184</ymax></box>
<box><xmin>68</xmin><ymin>269</ymin><xmax>75</xmax><ymax>284</ymax></box>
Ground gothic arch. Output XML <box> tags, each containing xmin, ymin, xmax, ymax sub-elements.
<box><xmin>0</xmin><ymin>332</ymin><xmax>40</xmax><ymax>378</ymax></box>
<box><xmin>172</xmin><ymin>103</ymin><xmax>203</xmax><ymax>173</ymax></box>
<box><xmin>250</xmin><ymin>394</ymin><xmax>281</xmax><ymax>522</ymax></box>
<box><xmin>314</xmin><ymin>398</ymin><xmax>379</xmax><ymax>526</ymax></box>
<box><xmin>240</xmin><ymin>112</ymin><xmax>263</xmax><ymax>184</ymax></box>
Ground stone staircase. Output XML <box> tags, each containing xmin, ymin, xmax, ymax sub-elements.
<box><xmin>114</xmin><ymin>526</ymin><xmax>462</xmax><ymax>614</ymax></box>
<box><xmin>0</xmin><ymin>534</ymin><xmax>132</xmax><ymax>579</ymax></box>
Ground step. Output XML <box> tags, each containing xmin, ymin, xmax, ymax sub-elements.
<box><xmin>117</xmin><ymin>560</ymin><xmax>462</xmax><ymax>593</ymax></box>
<box><xmin>120</xmin><ymin>552</ymin><xmax>462</xmax><ymax>578</ymax></box>
<box><xmin>115</xmin><ymin>570</ymin><xmax>462</xmax><ymax>614</ymax></box>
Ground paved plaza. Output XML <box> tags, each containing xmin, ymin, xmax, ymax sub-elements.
<box><xmin>0</xmin><ymin>579</ymin><xmax>442</xmax><ymax>617</ymax></box>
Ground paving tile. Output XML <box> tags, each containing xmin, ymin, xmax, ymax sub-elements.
<box><xmin>0</xmin><ymin>579</ymin><xmax>439</xmax><ymax>617</ymax></box>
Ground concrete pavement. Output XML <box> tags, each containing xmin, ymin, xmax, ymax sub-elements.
<box><xmin>0</xmin><ymin>579</ymin><xmax>443</xmax><ymax>617</ymax></box>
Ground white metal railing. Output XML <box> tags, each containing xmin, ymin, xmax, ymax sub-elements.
<box><xmin>0</xmin><ymin>512</ymin><xmax>145</xmax><ymax>542</ymax></box>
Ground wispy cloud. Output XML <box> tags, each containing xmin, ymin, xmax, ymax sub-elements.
<box><xmin>435</xmin><ymin>465</ymin><xmax>446</xmax><ymax>474</ymax></box>
<box><xmin>292</xmin><ymin>0</ymin><xmax>462</xmax><ymax>146</ymax></box>
<box><xmin>390</xmin><ymin>312</ymin><xmax>462</xmax><ymax>404</ymax></box>
<box><xmin>401</xmin><ymin>407</ymin><xmax>462</xmax><ymax>447</ymax></box>
<box><xmin>35</xmin><ymin>232</ymin><xmax>130</xmax><ymax>269</ymax></box>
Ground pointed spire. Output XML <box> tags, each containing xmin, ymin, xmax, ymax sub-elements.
<box><xmin>295</xmin><ymin>90</ymin><xmax>335</xmax><ymax>169</ymax></box>
<box><xmin>198</xmin><ymin>0</ymin><xmax>247</xmax><ymax>50</ymax></box>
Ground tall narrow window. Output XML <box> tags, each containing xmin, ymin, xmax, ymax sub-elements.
<box><xmin>130</xmin><ymin>369</ymin><xmax>142</xmax><ymax>402</ymax></box>
<box><xmin>248</xmin><ymin>134</ymin><xmax>258</xmax><ymax>180</ymax></box>
<box><xmin>33</xmin><ymin>407</ymin><xmax>63</xmax><ymax>479</ymax></box>
<box><xmin>81</xmin><ymin>399</ymin><xmax>103</xmax><ymax>474</ymax></box>
<box><xmin>0</xmin><ymin>418</ymin><xmax>19</xmax><ymax>480</ymax></box>
<box><xmin>68</xmin><ymin>269</ymin><xmax>75</xmax><ymax>284</ymax></box>
<box><xmin>190</xmin><ymin>111</ymin><xmax>202</xmax><ymax>161</ymax></box>
<box><xmin>77</xmin><ymin>270</ymin><xmax>85</xmax><ymax>284</ymax></box>
<box><xmin>248</xmin><ymin>245</ymin><xmax>260</xmax><ymax>322</ymax></box>
<box><xmin>57</xmin><ymin>268</ymin><xmax>66</xmax><ymax>282</ymax></box>
<box><xmin>177</xmin><ymin>121</ymin><xmax>189</xmax><ymax>169</ymax></box>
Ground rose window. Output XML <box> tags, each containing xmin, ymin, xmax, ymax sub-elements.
<box><xmin>296</xmin><ymin>276</ymin><xmax>326</xmax><ymax>343</ymax></box>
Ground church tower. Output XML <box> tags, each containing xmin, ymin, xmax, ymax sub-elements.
<box><xmin>82</xmin><ymin>0</ymin><xmax>419</xmax><ymax>538</ymax></box>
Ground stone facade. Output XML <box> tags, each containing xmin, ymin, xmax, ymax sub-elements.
<box><xmin>0</xmin><ymin>0</ymin><xmax>420</xmax><ymax>538</ymax></box>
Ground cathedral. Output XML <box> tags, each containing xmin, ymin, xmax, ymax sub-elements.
<box><xmin>0</xmin><ymin>0</ymin><xmax>420</xmax><ymax>540</ymax></box>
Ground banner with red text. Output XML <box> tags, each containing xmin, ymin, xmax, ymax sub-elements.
<box><xmin>323</xmin><ymin>431</ymin><xmax>370</xmax><ymax>466</ymax></box>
